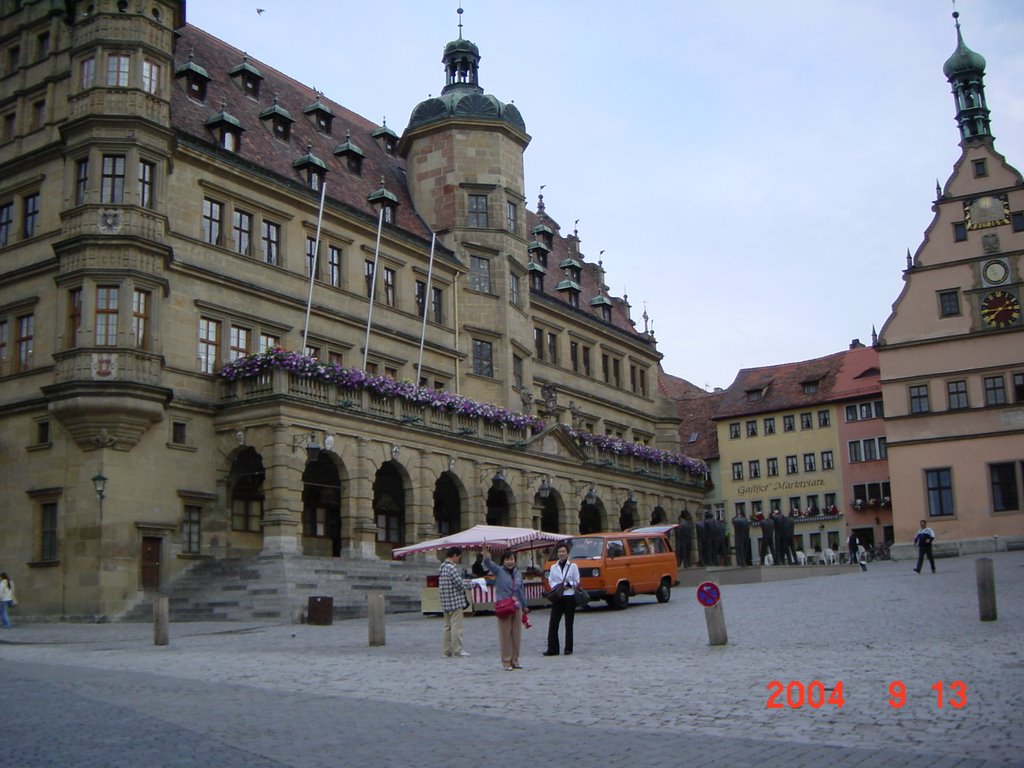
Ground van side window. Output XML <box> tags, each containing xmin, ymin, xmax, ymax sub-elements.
<box><xmin>607</xmin><ymin>540</ymin><xmax>625</xmax><ymax>557</ymax></box>
<box><xmin>628</xmin><ymin>539</ymin><xmax>649</xmax><ymax>556</ymax></box>
<box><xmin>649</xmin><ymin>537</ymin><xmax>667</xmax><ymax>554</ymax></box>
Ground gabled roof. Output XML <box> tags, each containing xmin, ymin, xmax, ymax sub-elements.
<box><xmin>829</xmin><ymin>346</ymin><xmax>881</xmax><ymax>402</ymax></box>
<box><xmin>713</xmin><ymin>350</ymin><xmax>849</xmax><ymax>419</ymax></box>
<box><xmin>171</xmin><ymin>25</ymin><xmax>434</xmax><ymax>242</ymax></box>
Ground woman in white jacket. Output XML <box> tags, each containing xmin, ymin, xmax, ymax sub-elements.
<box><xmin>544</xmin><ymin>543</ymin><xmax>580</xmax><ymax>656</ymax></box>
<box><xmin>0</xmin><ymin>572</ymin><xmax>14</xmax><ymax>629</ymax></box>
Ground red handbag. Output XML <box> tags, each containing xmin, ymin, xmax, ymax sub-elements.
<box><xmin>494</xmin><ymin>597</ymin><xmax>517</xmax><ymax>618</ymax></box>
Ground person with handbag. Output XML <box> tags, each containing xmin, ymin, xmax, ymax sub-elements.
<box><xmin>0</xmin><ymin>572</ymin><xmax>14</xmax><ymax>629</ymax></box>
<box><xmin>544</xmin><ymin>542</ymin><xmax>580</xmax><ymax>656</ymax></box>
<box><xmin>482</xmin><ymin>546</ymin><xmax>528</xmax><ymax>670</ymax></box>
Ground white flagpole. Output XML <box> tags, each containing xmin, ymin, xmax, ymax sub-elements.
<box><xmin>362</xmin><ymin>206</ymin><xmax>385</xmax><ymax>370</ymax></box>
<box><xmin>415</xmin><ymin>232</ymin><xmax>437</xmax><ymax>384</ymax></box>
<box><xmin>301</xmin><ymin>181</ymin><xmax>328</xmax><ymax>355</ymax></box>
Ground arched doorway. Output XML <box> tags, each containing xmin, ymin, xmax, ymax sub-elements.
<box><xmin>434</xmin><ymin>471</ymin><xmax>462</xmax><ymax>536</ymax></box>
<box><xmin>486</xmin><ymin>481</ymin><xmax>510</xmax><ymax>526</ymax></box>
<box><xmin>302</xmin><ymin>453</ymin><xmax>342</xmax><ymax>556</ymax></box>
<box><xmin>579</xmin><ymin>498</ymin><xmax>601</xmax><ymax>534</ymax></box>
<box><xmin>229</xmin><ymin>447</ymin><xmax>265</xmax><ymax>538</ymax></box>
<box><xmin>618</xmin><ymin>500</ymin><xmax>636</xmax><ymax>531</ymax></box>
<box><xmin>650</xmin><ymin>506</ymin><xmax>666</xmax><ymax>525</ymax></box>
<box><xmin>539</xmin><ymin>493</ymin><xmax>559</xmax><ymax>533</ymax></box>
<box><xmin>373</xmin><ymin>461</ymin><xmax>406</xmax><ymax>557</ymax></box>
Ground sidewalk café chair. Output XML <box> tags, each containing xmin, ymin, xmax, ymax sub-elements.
<box><xmin>763</xmin><ymin>553</ymin><xmax>774</xmax><ymax>566</ymax></box>
<box><xmin>795</xmin><ymin>550</ymin><xmax>807</xmax><ymax>565</ymax></box>
<box><xmin>823</xmin><ymin>548</ymin><xmax>838</xmax><ymax>565</ymax></box>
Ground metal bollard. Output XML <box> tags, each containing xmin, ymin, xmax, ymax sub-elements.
<box><xmin>153</xmin><ymin>596</ymin><xmax>169</xmax><ymax>646</ymax></box>
<box><xmin>976</xmin><ymin>558</ymin><xmax>997</xmax><ymax>621</ymax></box>
<box><xmin>368</xmin><ymin>592</ymin><xmax>386</xmax><ymax>646</ymax></box>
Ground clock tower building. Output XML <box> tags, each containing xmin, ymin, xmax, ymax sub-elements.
<box><xmin>878</xmin><ymin>12</ymin><xmax>1024</xmax><ymax>556</ymax></box>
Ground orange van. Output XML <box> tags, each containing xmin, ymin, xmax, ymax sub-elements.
<box><xmin>544</xmin><ymin>531</ymin><xmax>678</xmax><ymax>609</ymax></box>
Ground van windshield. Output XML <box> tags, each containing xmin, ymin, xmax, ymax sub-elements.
<box><xmin>566</xmin><ymin>538</ymin><xmax>603</xmax><ymax>560</ymax></box>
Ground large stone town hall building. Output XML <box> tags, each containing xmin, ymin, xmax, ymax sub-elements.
<box><xmin>1</xmin><ymin>2</ymin><xmax>1020</xmax><ymax>620</ymax></box>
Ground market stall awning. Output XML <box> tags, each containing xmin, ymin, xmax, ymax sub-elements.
<box><xmin>392</xmin><ymin>524</ymin><xmax>564</xmax><ymax>559</ymax></box>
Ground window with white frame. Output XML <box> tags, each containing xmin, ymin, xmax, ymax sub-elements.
<box><xmin>731</xmin><ymin>462</ymin><xmax>743</xmax><ymax>481</ymax></box>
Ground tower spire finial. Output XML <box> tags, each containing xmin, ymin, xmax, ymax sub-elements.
<box><xmin>457</xmin><ymin>2</ymin><xmax>464</xmax><ymax>39</ymax></box>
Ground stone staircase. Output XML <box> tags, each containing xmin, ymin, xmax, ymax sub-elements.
<box><xmin>121</xmin><ymin>554</ymin><xmax>438</xmax><ymax>623</ymax></box>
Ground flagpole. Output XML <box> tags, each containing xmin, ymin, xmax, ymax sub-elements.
<box><xmin>415</xmin><ymin>232</ymin><xmax>436</xmax><ymax>384</ymax></box>
<box><xmin>362</xmin><ymin>205</ymin><xmax>385</xmax><ymax>370</ymax></box>
<box><xmin>301</xmin><ymin>181</ymin><xmax>328</xmax><ymax>355</ymax></box>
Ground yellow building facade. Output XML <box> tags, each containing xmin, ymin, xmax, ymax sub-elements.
<box><xmin>0</xmin><ymin>2</ymin><xmax>706</xmax><ymax>619</ymax></box>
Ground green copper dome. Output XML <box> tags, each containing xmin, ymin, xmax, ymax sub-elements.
<box><xmin>407</xmin><ymin>36</ymin><xmax>526</xmax><ymax>134</ymax></box>
<box><xmin>942</xmin><ymin>16</ymin><xmax>986</xmax><ymax>79</ymax></box>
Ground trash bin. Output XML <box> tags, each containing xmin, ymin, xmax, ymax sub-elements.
<box><xmin>307</xmin><ymin>595</ymin><xmax>333</xmax><ymax>625</ymax></box>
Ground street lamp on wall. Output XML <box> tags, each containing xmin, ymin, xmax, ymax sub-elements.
<box><xmin>92</xmin><ymin>472</ymin><xmax>107</xmax><ymax>521</ymax></box>
<box><xmin>527</xmin><ymin>474</ymin><xmax>552</xmax><ymax>500</ymax></box>
<box><xmin>292</xmin><ymin>432</ymin><xmax>321</xmax><ymax>462</ymax></box>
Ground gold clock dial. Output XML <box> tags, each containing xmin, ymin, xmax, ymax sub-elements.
<box><xmin>964</xmin><ymin>195</ymin><xmax>1011</xmax><ymax>230</ymax></box>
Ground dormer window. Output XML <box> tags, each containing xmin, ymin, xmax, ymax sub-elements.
<box><xmin>528</xmin><ymin>238</ymin><xmax>550</xmax><ymax>268</ymax></box>
<box><xmin>229</xmin><ymin>55</ymin><xmax>263</xmax><ymax>100</ymax></box>
<box><xmin>559</xmin><ymin>257</ymin><xmax>582</xmax><ymax>284</ymax></box>
<box><xmin>527</xmin><ymin>260</ymin><xmax>546</xmax><ymax>293</ymax></box>
<box><xmin>802</xmin><ymin>379</ymin><xmax>820</xmax><ymax>394</ymax></box>
<box><xmin>372</xmin><ymin>119</ymin><xmax>398</xmax><ymax>155</ymax></box>
<box><xmin>590</xmin><ymin>293</ymin><xmax>612</xmax><ymax>322</ymax></box>
<box><xmin>260</xmin><ymin>94</ymin><xmax>294</xmax><ymax>142</ymax></box>
<box><xmin>205</xmin><ymin>100</ymin><xmax>244</xmax><ymax>153</ymax></box>
<box><xmin>174</xmin><ymin>48</ymin><xmax>210</xmax><ymax>102</ymax></box>
<box><xmin>293</xmin><ymin>144</ymin><xmax>327</xmax><ymax>191</ymax></box>
<box><xmin>747</xmin><ymin>389</ymin><xmax>763</xmax><ymax>402</ymax></box>
<box><xmin>367</xmin><ymin>178</ymin><xmax>398</xmax><ymax>225</ymax></box>
<box><xmin>556</xmin><ymin>270</ymin><xmax>581</xmax><ymax>308</ymax></box>
<box><xmin>334</xmin><ymin>130</ymin><xmax>364</xmax><ymax>175</ymax></box>
<box><xmin>304</xmin><ymin>96</ymin><xmax>333</xmax><ymax>135</ymax></box>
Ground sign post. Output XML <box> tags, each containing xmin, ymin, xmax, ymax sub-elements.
<box><xmin>696</xmin><ymin>581</ymin><xmax>727</xmax><ymax>646</ymax></box>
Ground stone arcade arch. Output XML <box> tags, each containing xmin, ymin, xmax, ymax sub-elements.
<box><xmin>301</xmin><ymin>452</ymin><xmax>342</xmax><ymax>557</ymax></box>
<box><xmin>579</xmin><ymin>497</ymin><xmax>603</xmax><ymax>534</ymax></box>
<box><xmin>433</xmin><ymin>470</ymin><xmax>464</xmax><ymax>536</ymax></box>
<box><xmin>373</xmin><ymin>460</ymin><xmax>408</xmax><ymax>558</ymax></box>
<box><xmin>538</xmin><ymin>489</ymin><xmax>560</xmax><ymax>534</ymax></box>
<box><xmin>486</xmin><ymin>477</ymin><xmax>511</xmax><ymax>527</ymax></box>
<box><xmin>228</xmin><ymin>447</ymin><xmax>265</xmax><ymax>541</ymax></box>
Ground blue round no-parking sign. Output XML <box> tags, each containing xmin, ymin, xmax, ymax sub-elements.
<box><xmin>696</xmin><ymin>581</ymin><xmax>721</xmax><ymax>607</ymax></box>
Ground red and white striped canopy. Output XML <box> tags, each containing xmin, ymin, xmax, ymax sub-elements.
<box><xmin>391</xmin><ymin>524</ymin><xmax>564</xmax><ymax>559</ymax></box>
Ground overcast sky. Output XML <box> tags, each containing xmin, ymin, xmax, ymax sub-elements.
<box><xmin>187</xmin><ymin>1</ymin><xmax>1024</xmax><ymax>392</ymax></box>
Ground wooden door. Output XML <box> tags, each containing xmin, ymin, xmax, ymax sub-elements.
<box><xmin>141</xmin><ymin>536</ymin><xmax>161</xmax><ymax>591</ymax></box>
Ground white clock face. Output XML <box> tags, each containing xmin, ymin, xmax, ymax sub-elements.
<box><xmin>983</xmin><ymin>260</ymin><xmax>1008</xmax><ymax>285</ymax></box>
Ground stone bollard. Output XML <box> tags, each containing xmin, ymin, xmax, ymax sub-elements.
<box><xmin>704</xmin><ymin>602</ymin><xmax>728</xmax><ymax>646</ymax></box>
<box><xmin>153</xmin><ymin>596</ymin><xmax>169</xmax><ymax>646</ymax></box>
<box><xmin>976</xmin><ymin>558</ymin><xmax>997</xmax><ymax>622</ymax></box>
<box><xmin>368</xmin><ymin>592</ymin><xmax>386</xmax><ymax>646</ymax></box>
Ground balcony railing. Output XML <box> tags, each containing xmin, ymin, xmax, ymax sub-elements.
<box><xmin>219</xmin><ymin>368</ymin><xmax>705</xmax><ymax>486</ymax></box>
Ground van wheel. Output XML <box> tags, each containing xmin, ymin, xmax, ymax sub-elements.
<box><xmin>656</xmin><ymin>578</ymin><xmax>671</xmax><ymax>603</ymax></box>
<box><xmin>610</xmin><ymin>584</ymin><xmax>630</xmax><ymax>610</ymax></box>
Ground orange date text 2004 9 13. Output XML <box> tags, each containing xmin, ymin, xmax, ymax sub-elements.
<box><xmin>765</xmin><ymin>680</ymin><xmax>967</xmax><ymax>709</ymax></box>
